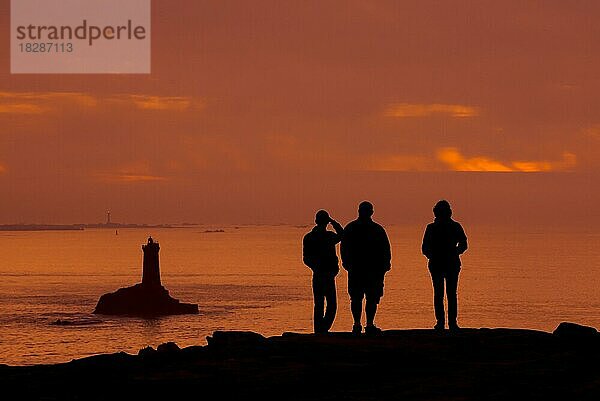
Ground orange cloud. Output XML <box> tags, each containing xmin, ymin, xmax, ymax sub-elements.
<box><xmin>364</xmin><ymin>148</ymin><xmax>576</xmax><ymax>173</ymax></box>
<box><xmin>0</xmin><ymin>91</ymin><xmax>97</xmax><ymax>114</ymax></box>
<box><xmin>109</xmin><ymin>95</ymin><xmax>204</xmax><ymax>111</ymax></box>
<box><xmin>0</xmin><ymin>163</ymin><xmax>6</xmax><ymax>174</ymax></box>
<box><xmin>0</xmin><ymin>103</ymin><xmax>46</xmax><ymax>114</ymax></box>
<box><xmin>437</xmin><ymin>148</ymin><xmax>576</xmax><ymax>172</ymax></box>
<box><xmin>385</xmin><ymin>103</ymin><xmax>478</xmax><ymax>118</ymax></box>
<box><xmin>583</xmin><ymin>125</ymin><xmax>600</xmax><ymax>139</ymax></box>
<box><xmin>95</xmin><ymin>161</ymin><xmax>167</xmax><ymax>183</ymax></box>
<box><xmin>0</xmin><ymin>92</ymin><xmax>203</xmax><ymax>115</ymax></box>
<box><xmin>105</xmin><ymin>174</ymin><xmax>167</xmax><ymax>183</ymax></box>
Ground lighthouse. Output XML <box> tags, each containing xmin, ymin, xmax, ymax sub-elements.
<box><xmin>94</xmin><ymin>236</ymin><xmax>198</xmax><ymax>316</ymax></box>
<box><xmin>142</xmin><ymin>237</ymin><xmax>161</xmax><ymax>287</ymax></box>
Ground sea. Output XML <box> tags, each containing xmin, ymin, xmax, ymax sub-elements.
<box><xmin>1</xmin><ymin>225</ymin><xmax>599</xmax><ymax>366</ymax></box>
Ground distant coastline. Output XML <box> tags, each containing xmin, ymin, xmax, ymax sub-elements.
<box><xmin>0</xmin><ymin>224</ymin><xmax>84</xmax><ymax>231</ymax></box>
<box><xmin>0</xmin><ymin>223</ymin><xmax>198</xmax><ymax>232</ymax></box>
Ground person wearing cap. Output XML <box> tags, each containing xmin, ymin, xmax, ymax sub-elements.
<box><xmin>303</xmin><ymin>210</ymin><xmax>344</xmax><ymax>333</ymax></box>
<box><xmin>422</xmin><ymin>200</ymin><xmax>468</xmax><ymax>331</ymax></box>
<box><xmin>341</xmin><ymin>201</ymin><xmax>391</xmax><ymax>335</ymax></box>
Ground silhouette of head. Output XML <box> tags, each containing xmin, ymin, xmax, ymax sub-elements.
<box><xmin>315</xmin><ymin>210</ymin><xmax>330</xmax><ymax>226</ymax></box>
<box><xmin>433</xmin><ymin>200</ymin><xmax>452</xmax><ymax>219</ymax></box>
<box><xmin>358</xmin><ymin>201</ymin><xmax>374</xmax><ymax>219</ymax></box>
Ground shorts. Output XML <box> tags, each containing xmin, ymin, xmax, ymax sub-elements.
<box><xmin>348</xmin><ymin>271</ymin><xmax>385</xmax><ymax>303</ymax></box>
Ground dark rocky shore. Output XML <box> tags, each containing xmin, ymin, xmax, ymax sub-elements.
<box><xmin>1</xmin><ymin>323</ymin><xmax>599</xmax><ymax>400</ymax></box>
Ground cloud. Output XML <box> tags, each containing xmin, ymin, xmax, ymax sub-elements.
<box><xmin>437</xmin><ymin>147</ymin><xmax>577</xmax><ymax>172</ymax></box>
<box><xmin>0</xmin><ymin>163</ymin><xmax>6</xmax><ymax>174</ymax></box>
<box><xmin>0</xmin><ymin>92</ymin><xmax>203</xmax><ymax>115</ymax></box>
<box><xmin>437</xmin><ymin>148</ymin><xmax>513</xmax><ymax>171</ymax></box>
<box><xmin>108</xmin><ymin>95</ymin><xmax>204</xmax><ymax>111</ymax></box>
<box><xmin>384</xmin><ymin>103</ymin><xmax>478</xmax><ymax>118</ymax></box>
<box><xmin>0</xmin><ymin>103</ymin><xmax>46</xmax><ymax>114</ymax></box>
<box><xmin>102</xmin><ymin>174</ymin><xmax>167</xmax><ymax>183</ymax></box>
<box><xmin>95</xmin><ymin>161</ymin><xmax>167</xmax><ymax>183</ymax></box>
<box><xmin>367</xmin><ymin>148</ymin><xmax>577</xmax><ymax>172</ymax></box>
<box><xmin>0</xmin><ymin>91</ymin><xmax>97</xmax><ymax>114</ymax></box>
<box><xmin>583</xmin><ymin>125</ymin><xmax>600</xmax><ymax>139</ymax></box>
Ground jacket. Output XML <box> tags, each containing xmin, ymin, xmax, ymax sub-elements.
<box><xmin>422</xmin><ymin>218</ymin><xmax>468</xmax><ymax>271</ymax></box>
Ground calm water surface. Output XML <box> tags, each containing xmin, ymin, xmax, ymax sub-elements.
<box><xmin>0</xmin><ymin>225</ymin><xmax>599</xmax><ymax>365</ymax></box>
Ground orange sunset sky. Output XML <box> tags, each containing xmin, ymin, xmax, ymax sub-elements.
<box><xmin>1</xmin><ymin>1</ymin><xmax>599</xmax><ymax>226</ymax></box>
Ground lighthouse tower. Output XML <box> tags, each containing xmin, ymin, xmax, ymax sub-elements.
<box><xmin>94</xmin><ymin>235</ymin><xmax>198</xmax><ymax>316</ymax></box>
<box><xmin>142</xmin><ymin>237</ymin><xmax>161</xmax><ymax>287</ymax></box>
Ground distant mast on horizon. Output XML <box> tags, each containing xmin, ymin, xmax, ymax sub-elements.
<box><xmin>106</xmin><ymin>211</ymin><xmax>111</xmax><ymax>225</ymax></box>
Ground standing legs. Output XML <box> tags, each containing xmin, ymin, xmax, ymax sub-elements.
<box><xmin>431</xmin><ymin>271</ymin><xmax>446</xmax><ymax>328</ymax></box>
<box><xmin>365</xmin><ymin>301</ymin><xmax>377</xmax><ymax>327</ymax></box>
<box><xmin>430</xmin><ymin>269</ymin><xmax>460</xmax><ymax>329</ymax></box>
<box><xmin>351</xmin><ymin>298</ymin><xmax>362</xmax><ymax>326</ymax></box>
<box><xmin>321</xmin><ymin>278</ymin><xmax>337</xmax><ymax>332</ymax></box>
<box><xmin>313</xmin><ymin>274</ymin><xmax>337</xmax><ymax>333</ymax></box>
<box><xmin>446</xmin><ymin>270</ymin><xmax>460</xmax><ymax>328</ymax></box>
<box><xmin>313</xmin><ymin>296</ymin><xmax>325</xmax><ymax>333</ymax></box>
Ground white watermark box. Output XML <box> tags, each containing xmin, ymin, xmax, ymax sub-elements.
<box><xmin>11</xmin><ymin>0</ymin><xmax>151</xmax><ymax>74</ymax></box>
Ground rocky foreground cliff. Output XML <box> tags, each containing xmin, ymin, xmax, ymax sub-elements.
<box><xmin>1</xmin><ymin>324</ymin><xmax>599</xmax><ymax>400</ymax></box>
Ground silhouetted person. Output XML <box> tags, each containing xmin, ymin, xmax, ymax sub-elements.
<box><xmin>341</xmin><ymin>201</ymin><xmax>391</xmax><ymax>334</ymax></box>
<box><xmin>422</xmin><ymin>200</ymin><xmax>468</xmax><ymax>331</ymax></box>
<box><xmin>303</xmin><ymin>210</ymin><xmax>343</xmax><ymax>333</ymax></box>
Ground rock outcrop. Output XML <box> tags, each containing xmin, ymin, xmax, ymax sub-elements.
<box><xmin>553</xmin><ymin>321</ymin><xmax>599</xmax><ymax>338</ymax></box>
<box><xmin>2</xmin><ymin>326</ymin><xmax>599</xmax><ymax>400</ymax></box>
<box><xmin>93</xmin><ymin>237</ymin><xmax>198</xmax><ymax>317</ymax></box>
